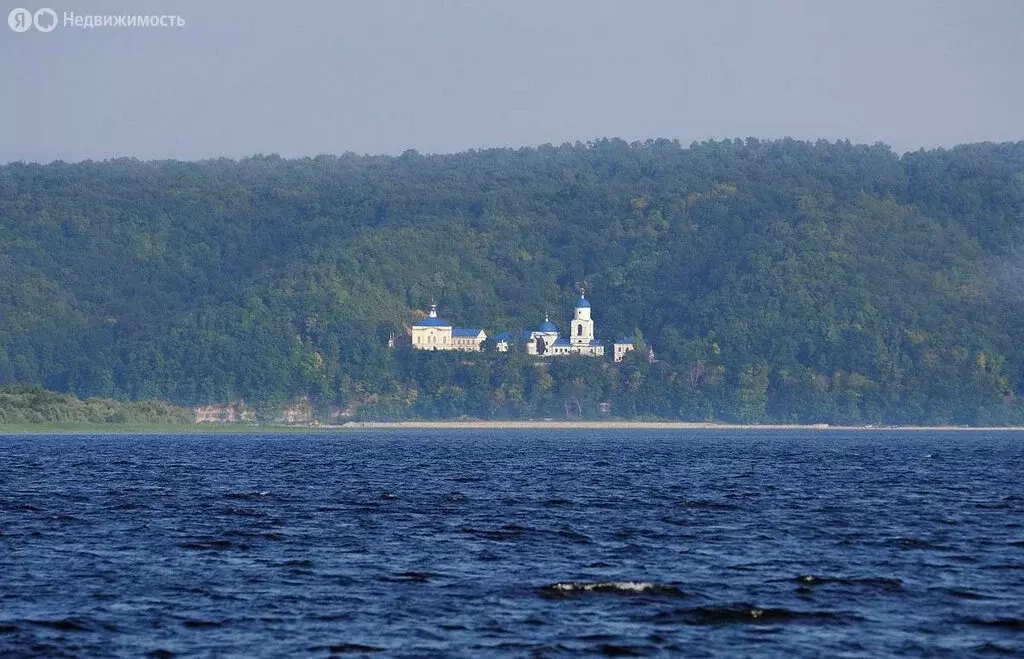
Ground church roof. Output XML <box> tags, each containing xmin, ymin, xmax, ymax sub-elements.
<box><xmin>415</xmin><ymin>303</ymin><xmax>451</xmax><ymax>327</ymax></box>
<box><xmin>552</xmin><ymin>338</ymin><xmax>571</xmax><ymax>347</ymax></box>
<box><xmin>414</xmin><ymin>317</ymin><xmax>451</xmax><ymax>327</ymax></box>
<box><xmin>452</xmin><ymin>328</ymin><xmax>484</xmax><ymax>337</ymax></box>
<box><xmin>538</xmin><ymin>321</ymin><xmax>558</xmax><ymax>332</ymax></box>
<box><xmin>575</xmin><ymin>296</ymin><xmax>591</xmax><ymax>308</ymax></box>
<box><xmin>494</xmin><ymin>332</ymin><xmax>512</xmax><ymax>341</ymax></box>
<box><xmin>615</xmin><ymin>337</ymin><xmax>633</xmax><ymax>344</ymax></box>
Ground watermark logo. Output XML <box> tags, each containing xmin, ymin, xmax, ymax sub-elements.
<box><xmin>33</xmin><ymin>8</ymin><xmax>56</xmax><ymax>31</ymax></box>
<box><xmin>8</xmin><ymin>7</ymin><xmax>32</xmax><ymax>31</ymax></box>
<box><xmin>8</xmin><ymin>7</ymin><xmax>56</xmax><ymax>31</ymax></box>
<box><xmin>7</xmin><ymin>8</ymin><xmax>184</xmax><ymax>32</ymax></box>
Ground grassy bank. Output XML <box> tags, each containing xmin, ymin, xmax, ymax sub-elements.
<box><xmin>0</xmin><ymin>387</ymin><xmax>193</xmax><ymax>426</ymax></box>
<box><xmin>5</xmin><ymin>420</ymin><xmax>1024</xmax><ymax>435</ymax></box>
<box><xmin>0</xmin><ymin>422</ymin><xmax>340</xmax><ymax>434</ymax></box>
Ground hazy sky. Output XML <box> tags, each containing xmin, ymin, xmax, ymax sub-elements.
<box><xmin>2</xmin><ymin>0</ymin><xmax>1022</xmax><ymax>162</ymax></box>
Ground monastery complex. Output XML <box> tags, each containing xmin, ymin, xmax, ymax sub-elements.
<box><xmin>398</xmin><ymin>293</ymin><xmax>637</xmax><ymax>362</ymax></box>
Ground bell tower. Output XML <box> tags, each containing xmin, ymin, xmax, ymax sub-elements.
<box><xmin>570</xmin><ymin>290</ymin><xmax>595</xmax><ymax>346</ymax></box>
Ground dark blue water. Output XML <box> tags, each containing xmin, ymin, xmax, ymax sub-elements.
<box><xmin>0</xmin><ymin>430</ymin><xmax>1021</xmax><ymax>657</ymax></box>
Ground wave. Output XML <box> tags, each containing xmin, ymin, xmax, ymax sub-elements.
<box><xmin>972</xmin><ymin>642</ymin><xmax>1020</xmax><ymax>655</ymax></box>
<box><xmin>892</xmin><ymin>537</ymin><xmax>947</xmax><ymax>550</ymax></box>
<box><xmin>648</xmin><ymin>604</ymin><xmax>845</xmax><ymax>625</ymax></box>
<box><xmin>222</xmin><ymin>507</ymin><xmax>267</xmax><ymax>518</ymax></box>
<box><xmin>111</xmin><ymin>501</ymin><xmax>146</xmax><ymax>511</ymax></box>
<box><xmin>942</xmin><ymin>587</ymin><xmax>990</xmax><ymax>600</ymax></box>
<box><xmin>225</xmin><ymin>491</ymin><xmax>270</xmax><ymax>500</ymax></box>
<box><xmin>312</xmin><ymin>643</ymin><xmax>384</xmax><ymax>653</ymax></box>
<box><xmin>380</xmin><ymin>571</ymin><xmax>439</xmax><ymax>583</ymax></box>
<box><xmin>446</xmin><ymin>475</ymin><xmax>483</xmax><ymax>483</ymax></box>
<box><xmin>463</xmin><ymin>525</ymin><xmax>528</xmax><ymax>541</ymax></box>
<box><xmin>965</xmin><ymin>616</ymin><xmax>1024</xmax><ymax>630</ymax></box>
<box><xmin>180</xmin><ymin>539</ymin><xmax>249</xmax><ymax>551</ymax></box>
<box><xmin>793</xmin><ymin>575</ymin><xmax>902</xmax><ymax>590</ymax></box>
<box><xmin>168</xmin><ymin>586</ymin><xmax>237</xmax><ymax>602</ymax></box>
<box><xmin>281</xmin><ymin>559</ymin><xmax>314</xmax><ymax>569</ymax></box>
<box><xmin>615</xmin><ymin>528</ymin><xmax>671</xmax><ymax>540</ymax></box>
<box><xmin>728</xmin><ymin>562</ymin><xmax>776</xmax><ymax>572</ymax></box>
<box><xmin>27</xmin><ymin>618</ymin><xmax>91</xmax><ymax>632</ymax></box>
<box><xmin>556</xmin><ymin>528</ymin><xmax>592</xmax><ymax>543</ymax></box>
<box><xmin>975</xmin><ymin>501</ymin><xmax>1015</xmax><ymax>510</ymax></box>
<box><xmin>182</xmin><ymin>619</ymin><xmax>224</xmax><ymax>629</ymax></box>
<box><xmin>541</xmin><ymin>581</ymin><xmax>686</xmax><ymax>597</ymax></box>
<box><xmin>675</xmin><ymin>499</ymin><xmax>740</xmax><ymax>511</ymax></box>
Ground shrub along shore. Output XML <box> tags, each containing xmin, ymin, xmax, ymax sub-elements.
<box><xmin>0</xmin><ymin>387</ymin><xmax>193</xmax><ymax>426</ymax></box>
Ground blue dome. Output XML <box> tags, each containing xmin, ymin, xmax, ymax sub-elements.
<box><xmin>414</xmin><ymin>316</ymin><xmax>450</xmax><ymax>327</ymax></box>
<box><xmin>576</xmin><ymin>296</ymin><xmax>591</xmax><ymax>308</ymax></box>
<box><xmin>538</xmin><ymin>321</ymin><xmax>558</xmax><ymax>333</ymax></box>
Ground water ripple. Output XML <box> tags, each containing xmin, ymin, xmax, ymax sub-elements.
<box><xmin>0</xmin><ymin>429</ymin><xmax>1021</xmax><ymax>657</ymax></box>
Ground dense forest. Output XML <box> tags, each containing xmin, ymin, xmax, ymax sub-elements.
<box><xmin>2</xmin><ymin>138</ymin><xmax>1024</xmax><ymax>424</ymax></box>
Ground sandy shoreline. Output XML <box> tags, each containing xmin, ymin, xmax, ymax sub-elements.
<box><xmin>4</xmin><ymin>420</ymin><xmax>1024</xmax><ymax>434</ymax></box>
<box><xmin>332</xmin><ymin>420</ymin><xmax>1024</xmax><ymax>431</ymax></box>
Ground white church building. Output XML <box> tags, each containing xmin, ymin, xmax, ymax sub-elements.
<box><xmin>492</xmin><ymin>293</ymin><xmax>607</xmax><ymax>357</ymax></box>
<box><xmin>403</xmin><ymin>304</ymin><xmax>487</xmax><ymax>352</ymax></box>
<box><xmin>524</xmin><ymin>293</ymin><xmax>604</xmax><ymax>356</ymax></box>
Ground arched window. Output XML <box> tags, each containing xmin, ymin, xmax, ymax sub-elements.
<box><xmin>577</xmin><ymin>324</ymin><xmax>583</xmax><ymax>336</ymax></box>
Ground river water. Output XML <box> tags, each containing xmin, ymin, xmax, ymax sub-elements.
<box><xmin>0</xmin><ymin>430</ymin><xmax>1021</xmax><ymax>657</ymax></box>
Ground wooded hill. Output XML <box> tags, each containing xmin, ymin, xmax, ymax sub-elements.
<box><xmin>2</xmin><ymin>138</ymin><xmax>1024</xmax><ymax>424</ymax></box>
